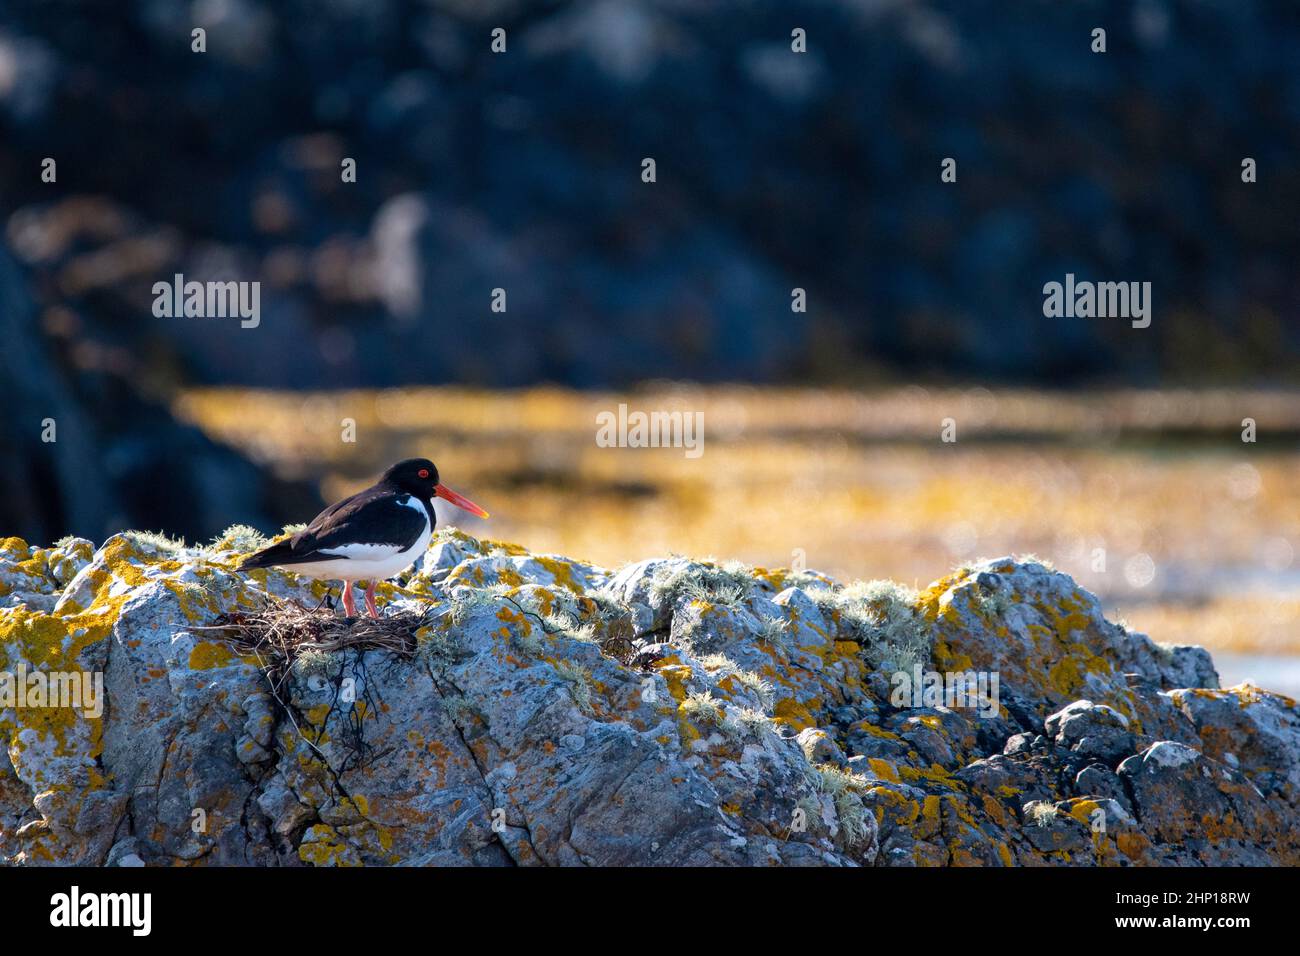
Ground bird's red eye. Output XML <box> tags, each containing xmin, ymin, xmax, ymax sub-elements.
<box><xmin>418</xmin><ymin>469</ymin><xmax>429</xmax><ymax>479</ymax></box>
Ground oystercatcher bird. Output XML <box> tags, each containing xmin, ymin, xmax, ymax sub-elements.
<box><xmin>239</xmin><ymin>458</ymin><xmax>488</xmax><ymax>618</ymax></box>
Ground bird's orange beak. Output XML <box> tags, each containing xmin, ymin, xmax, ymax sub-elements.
<box><xmin>434</xmin><ymin>483</ymin><xmax>490</xmax><ymax>519</ymax></box>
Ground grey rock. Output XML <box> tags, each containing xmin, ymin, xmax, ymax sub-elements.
<box><xmin>1045</xmin><ymin>699</ymin><xmax>1135</xmax><ymax>764</ymax></box>
<box><xmin>1074</xmin><ymin>763</ymin><xmax>1130</xmax><ymax>809</ymax></box>
<box><xmin>796</xmin><ymin>728</ymin><xmax>846</xmax><ymax>766</ymax></box>
<box><xmin>2</xmin><ymin>538</ymin><xmax>1297</xmax><ymax>867</ymax></box>
<box><xmin>1003</xmin><ymin>733</ymin><xmax>1035</xmax><ymax>755</ymax></box>
<box><xmin>1021</xmin><ymin>801</ymin><xmax>1091</xmax><ymax>855</ymax></box>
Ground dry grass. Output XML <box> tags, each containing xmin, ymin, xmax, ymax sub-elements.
<box><xmin>195</xmin><ymin>597</ymin><xmax>425</xmax><ymax>691</ymax></box>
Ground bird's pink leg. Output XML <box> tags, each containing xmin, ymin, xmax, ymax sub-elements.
<box><xmin>363</xmin><ymin>581</ymin><xmax>380</xmax><ymax>619</ymax></box>
<box><xmin>340</xmin><ymin>581</ymin><xmax>358</xmax><ymax>617</ymax></box>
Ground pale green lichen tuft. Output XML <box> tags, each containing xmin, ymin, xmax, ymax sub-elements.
<box><xmin>701</xmin><ymin>657</ymin><xmax>770</xmax><ymax>706</ymax></box>
<box><xmin>122</xmin><ymin>529</ymin><xmax>188</xmax><ymax>555</ymax></box>
<box><xmin>542</xmin><ymin>611</ymin><xmax>598</xmax><ymax>645</ymax></box>
<box><xmin>726</xmin><ymin>706</ymin><xmax>778</xmax><ymax>743</ymax></box>
<box><xmin>806</xmin><ymin>765</ymin><xmax>873</xmax><ymax>848</ymax></box>
<box><xmin>650</xmin><ymin>562</ymin><xmax>754</xmax><ymax>609</ymax></box>
<box><xmin>1027</xmin><ymin>801</ymin><xmax>1060</xmax><ymax>828</ymax></box>
<box><xmin>209</xmin><ymin>524</ymin><xmax>270</xmax><ymax>554</ymax></box>
<box><xmin>812</xmin><ymin>579</ymin><xmax>931</xmax><ymax>671</ymax></box>
<box><xmin>733</xmin><ymin>670</ymin><xmax>775</xmax><ymax>710</ymax></box>
<box><xmin>440</xmin><ymin>693</ymin><xmax>481</xmax><ymax>724</ymax></box>
<box><xmin>447</xmin><ymin>587</ymin><xmax>506</xmax><ymax>626</ymax></box>
<box><xmin>755</xmin><ymin>615</ymin><xmax>792</xmax><ymax>648</ymax></box>
<box><xmin>417</xmin><ymin>627</ymin><xmax>466</xmax><ymax>668</ymax></box>
<box><xmin>972</xmin><ymin>580</ymin><xmax>1013</xmax><ymax>619</ymax></box>
<box><xmin>586</xmin><ymin>589</ymin><xmax>628</xmax><ymax>619</ymax></box>
<box><xmin>681</xmin><ymin>690</ymin><xmax>726</xmax><ymax>727</ymax></box>
<box><xmin>553</xmin><ymin>660</ymin><xmax>595</xmax><ymax>714</ymax></box>
<box><xmin>293</xmin><ymin>649</ymin><xmax>339</xmax><ymax>680</ymax></box>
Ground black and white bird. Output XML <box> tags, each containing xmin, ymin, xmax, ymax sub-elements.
<box><xmin>239</xmin><ymin>457</ymin><xmax>489</xmax><ymax>618</ymax></box>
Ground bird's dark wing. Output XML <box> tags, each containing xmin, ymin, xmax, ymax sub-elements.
<box><xmin>298</xmin><ymin>488</ymin><xmax>431</xmax><ymax>552</ymax></box>
<box><xmin>239</xmin><ymin>488</ymin><xmax>432</xmax><ymax>569</ymax></box>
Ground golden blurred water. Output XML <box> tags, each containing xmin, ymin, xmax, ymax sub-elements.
<box><xmin>176</xmin><ymin>385</ymin><xmax>1300</xmax><ymax>661</ymax></box>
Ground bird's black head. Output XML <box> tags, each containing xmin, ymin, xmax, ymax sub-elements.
<box><xmin>382</xmin><ymin>457</ymin><xmax>440</xmax><ymax>497</ymax></box>
<box><xmin>380</xmin><ymin>458</ymin><xmax>490</xmax><ymax>519</ymax></box>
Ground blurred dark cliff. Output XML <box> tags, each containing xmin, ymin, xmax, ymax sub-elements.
<box><xmin>1</xmin><ymin>0</ymin><xmax>1299</xmax><ymax>542</ymax></box>
<box><xmin>3</xmin><ymin>0</ymin><xmax>1298</xmax><ymax>390</ymax></box>
<box><xmin>0</xmin><ymin>244</ymin><xmax>320</xmax><ymax>544</ymax></box>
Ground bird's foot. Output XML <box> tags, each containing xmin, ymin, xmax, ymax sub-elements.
<box><xmin>363</xmin><ymin>581</ymin><xmax>380</xmax><ymax>619</ymax></box>
<box><xmin>340</xmin><ymin>582</ymin><xmax>359</xmax><ymax>617</ymax></box>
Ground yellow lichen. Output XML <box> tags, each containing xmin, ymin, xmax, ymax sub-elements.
<box><xmin>867</xmin><ymin>758</ymin><xmax>901</xmax><ymax>783</ymax></box>
<box><xmin>188</xmin><ymin>641</ymin><xmax>237</xmax><ymax>670</ymax></box>
<box><xmin>534</xmin><ymin>556</ymin><xmax>583</xmax><ymax>594</ymax></box>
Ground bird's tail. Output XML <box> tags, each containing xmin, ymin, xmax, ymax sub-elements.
<box><xmin>237</xmin><ymin>540</ymin><xmax>293</xmax><ymax>571</ymax></box>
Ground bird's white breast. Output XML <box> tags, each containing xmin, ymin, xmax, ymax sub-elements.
<box><xmin>288</xmin><ymin>496</ymin><xmax>432</xmax><ymax>581</ymax></box>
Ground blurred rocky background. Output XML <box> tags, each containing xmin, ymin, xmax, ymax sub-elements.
<box><xmin>2</xmin><ymin>1</ymin><xmax>1299</xmax><ymax>676</ymax></box>
<box><xmin>3</xmin><ymin>0</ymin><xmax>1298</xmax><ymax>397</ymax></box>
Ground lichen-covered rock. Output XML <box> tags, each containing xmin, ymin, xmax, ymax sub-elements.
<box><xmin>1115</xmin><ymin>742</ymin><xmax>1282</xmax><ymax>866</ymax></box>
<box><xmin>0</xmin><ymin>537</ymin><xmax>1296</xmax><ymax>866</ymax></box>
<box><xmin>0</xmin><ymin>537</ymin><xmax>65</xmax><ymax>613</ymax></box>
<box><xmin>1167</xmin><ymin>686</ymin><xmax>1300</xmax><ymax>802</ymax></box>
